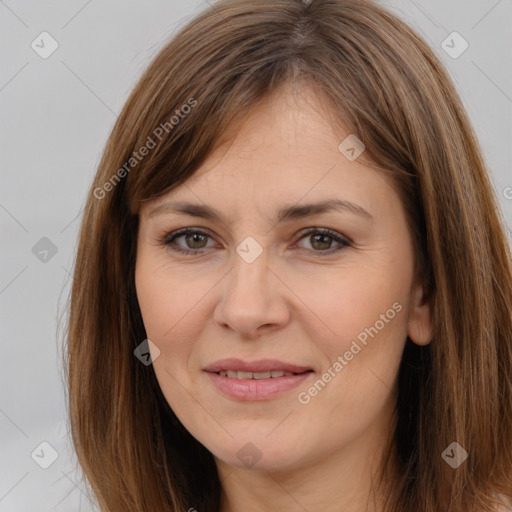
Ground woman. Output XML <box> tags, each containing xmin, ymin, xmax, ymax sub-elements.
<box><xmin>64</xmin><ymin>0</ymin><xmax>512</xmax><ymax>510</ymax></box>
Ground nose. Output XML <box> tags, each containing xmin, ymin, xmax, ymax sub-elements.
<box><xmin>213</xmin><ymin>249</ymin><xmax>291</xmax><ymax>339</ymax></box>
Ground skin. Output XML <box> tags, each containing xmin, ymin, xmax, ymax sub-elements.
<box><xmin>135</xmin><ymin>81</ymin><xmax>432</xmax><ymax>512</ymax></box>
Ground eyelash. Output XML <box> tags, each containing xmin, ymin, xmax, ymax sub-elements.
<box><xmin>157</xmin><ymin>227</ymin><xmax>351</xmax><ymax>257</ymax></box>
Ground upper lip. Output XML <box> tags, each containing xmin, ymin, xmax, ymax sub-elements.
<box><xmin>203</xmin><ymin>358</ymin><xmax>313</xmax><ymax>374</ymax></box>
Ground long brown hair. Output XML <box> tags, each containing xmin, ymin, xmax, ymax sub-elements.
<box><xmin>63</xmin><ymin>0</ymin><xmax>512</xmax><ymax>510</ymax></box>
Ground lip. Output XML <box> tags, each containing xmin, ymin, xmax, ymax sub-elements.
<box><xmin>203</xmin><ymin>358</ymin><xmax>312</xmax><ymax>374</ymax></box>
<box><xmin>205</xmin><ymin>371</ymin><xmax>313</xmax><ymax>400</ymax></box>
<box><xmin>203</xmin><ymin>358</ymin><xmax>314</xmax><ymax>401</ymax></box>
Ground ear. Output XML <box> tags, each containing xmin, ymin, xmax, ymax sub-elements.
<box><xmin>407</xmin><ymin>280</ymin><xmax>433</xmax><ymax>346</ymax></box>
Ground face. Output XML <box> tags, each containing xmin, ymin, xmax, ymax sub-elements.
<box><xmin>135</xmin><ymin>82</ymin><xmax>431</xmax><ymax>475</ymax></box>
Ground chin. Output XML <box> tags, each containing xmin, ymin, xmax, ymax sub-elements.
<box><xmin>211</xmin><ymin>438</ymin><xmax>308</xmax><ymax>473</ymax></box>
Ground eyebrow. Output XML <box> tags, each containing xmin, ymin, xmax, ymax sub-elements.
<box><xmin>147</xmin><ymin>198</ymin><xmax>373</xmax><ymax>223</ymax></box>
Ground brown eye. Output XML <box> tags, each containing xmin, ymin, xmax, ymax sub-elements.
<box><xmin>161</xmin><ymin>228</ymin><xmax>215</xmax><ymax>255</ymax></box>
<box><xmin>295</xmin><ymin>228</ymin><xmax>351</xmax><ymax>254</ymax></box>
<box><xmin>183</xmin><ymin>232</ymin><xmax>208</xmax><ymax>249</ymax></box>
<box><xmin>309</xmin><ymin>233</ymin><xmax>334</xmax><ymax>251</ymax></box>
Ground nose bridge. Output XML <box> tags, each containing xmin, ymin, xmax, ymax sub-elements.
<box><xmin>228</xmin><ymin>241</ymin><xmax>271</xmax><ymax>301</ymax></box>
<box><xmin>214</xmin><ymin>241</ymin><xmax>288</xmax><ymax>334</ymax></box>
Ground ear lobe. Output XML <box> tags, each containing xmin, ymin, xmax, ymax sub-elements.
<box><xmin>407</xmin><ymin>281</ymin><xmax>433</xmax><ymax>346</ymax></box>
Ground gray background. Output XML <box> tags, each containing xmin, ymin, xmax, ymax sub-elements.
<box><xmin>1</xmin><ymin>1</ymin><xmax>511</xmax><ymax>510</ymax></box>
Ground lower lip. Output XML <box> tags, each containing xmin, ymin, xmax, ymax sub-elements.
<box><xmin>205</xmin><ymin>371</ymin><xmax>314</xmax><ymax>400</ymax></box>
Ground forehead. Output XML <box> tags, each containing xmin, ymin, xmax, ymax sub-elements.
<box><xmin>195</xmin><ymin>82</ymin><xmax>343</xmax><ymax>173</ymax></box>
<box><xmin>140</xmin><ymin>83</ymin><xmax>398</xmax><ymax>222</ymax></box>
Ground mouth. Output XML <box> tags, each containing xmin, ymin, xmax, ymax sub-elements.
<box><xmin>214</xmin><ymin>369</ymin><xmax>312</xmax><ymax>379</ymax></box>
<box><xmin>203</xmin><ymin>358</ymin><xmax>313</xmax><ymax>375</ymax></box>
<box><xmin>203</xmin><ymin>358</ymin><xmax>314</xmax><ymax>400</ymax></box>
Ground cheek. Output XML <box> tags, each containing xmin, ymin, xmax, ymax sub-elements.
<box><xmin>291</xmin><ymin>278</ymin><xmax>407</xmax><ymax>448</ymax></box>
<box><xmin>134</xmin><ymin>257</ymin><xmax>206</xmax><ymax>414</ymax></box>
<box><xmin>134</xmin><ymin>252</ymin><xmax>218</xmax><ymax>377</ymax></box>
<box><xmin>309</xmin><ymin>303</ymin><xmax>406</xmax><ymax>401</ymax></box>
<box><xmin>135</xmin><ymin>264</ymin><xmax>173</xmax><ymax>340</ymax></box>
<box><xmin>290</xmin><ymin>264</ymin><xmax>409</xmax><ymax>346</ymax></box>
<box><xmin>290</xmin><ymin>267</ymin><xmax>410</xmax><ymax>411</ymax></box>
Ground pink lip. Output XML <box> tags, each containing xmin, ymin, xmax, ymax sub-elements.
<box><xmin>203</xmin><ymin>358</ymin><xmax>314</xmax><ymax>400</ymax></box>
<box><xmin>205</xmin><ymin>372</ymin><xmax>313</xmax><ymax>400</ymax></box>
<box><xmin>203</xmin><ymin>358</ymin><xmax>312</xmax><ymax>374</ymax></box>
